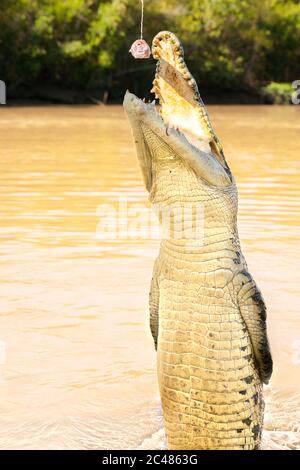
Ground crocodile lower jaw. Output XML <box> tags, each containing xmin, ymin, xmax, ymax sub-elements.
<box><xmin>123</xmin><ymin>90</ymin><xmax>211</xmax><ymax>155</ymax></box>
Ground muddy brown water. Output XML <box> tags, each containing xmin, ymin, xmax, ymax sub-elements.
<box><xmin>0</xmin><ymin>105</ymin><xmax>299</xmax><ymax>449</ymax></box>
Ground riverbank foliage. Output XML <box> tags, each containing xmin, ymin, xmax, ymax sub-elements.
<box><xmin>1</xmin><ymin>0</ymin><xmax>299</xmax><ymax>102</ymax></box>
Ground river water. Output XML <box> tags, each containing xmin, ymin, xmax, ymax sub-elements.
<box><xmin>0</xmin><ymin>105</ymin><xmax>299</xmax><ymax>449</ymax></box>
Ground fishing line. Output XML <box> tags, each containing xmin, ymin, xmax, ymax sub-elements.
<box><xmin>129</xmin><ymin>0</ymin><xmax>151</xmax><ymax>59</ymax></box>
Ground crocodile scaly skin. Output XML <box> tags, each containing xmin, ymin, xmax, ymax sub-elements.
<box><xmin>124</xmin><ymin>31</ymin><xmax>272</xmax><ymax>450</ymax></box>
<box><xmin>147</xmin><ymin>131</ymin><xmax>264</xmax><ymax>450</ymax></box>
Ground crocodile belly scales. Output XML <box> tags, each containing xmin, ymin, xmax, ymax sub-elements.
<box><xmin>156</xmin><ymin>269</ymin><xmax>263</xmax><ymax>450</ymax></box>
<box><xmin>151</xmin><ymin>151</ymin><xmax>264</xmax><ymax>450</ymax></box>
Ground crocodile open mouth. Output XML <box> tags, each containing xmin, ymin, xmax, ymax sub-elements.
<box><xmin>151</xmin><ymin>31</ymin><xmax>224</xmax><ymax>163</ymax></box>
<box><xmin>123</xmin><ymin>31</ymin><xmax>231</xmax><ymax>190</ymax></box>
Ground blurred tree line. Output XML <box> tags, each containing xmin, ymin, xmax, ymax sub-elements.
<box><xmin>0</xmin><ymin>0</ymin><xmax>299</xmax><ymax>103</ymax></box>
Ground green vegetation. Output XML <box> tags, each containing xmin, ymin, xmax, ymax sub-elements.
<box><xmin>261</xmin><ymin>82</ymin><xmax>295</xmax><ymax>104</ymax></box>
<box><xmin>0</xmin><ymin>0</ymin><xmax>299</xmax><ymax>103</ymax></box>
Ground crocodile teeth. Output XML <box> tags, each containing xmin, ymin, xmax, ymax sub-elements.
<box><xmin>150</xmin><ymin>88</ymin><xmax>162</xmax><ymax>101</ymax></box>
<box><xmin>151</xmin><ymin>86</ymin><xmax>161</xmax><ymax>96</ymax></box>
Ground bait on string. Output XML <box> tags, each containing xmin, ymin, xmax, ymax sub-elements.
<box><xmin>129</xmin><ymin>0</ymin><xmax>151</xmax><ymax>59</ymax></box>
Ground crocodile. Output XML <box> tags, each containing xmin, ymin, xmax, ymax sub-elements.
<box><xmin>123</xmin><ymin>31</ymin><xmax>273</xmax><ymax>450</ymax></box>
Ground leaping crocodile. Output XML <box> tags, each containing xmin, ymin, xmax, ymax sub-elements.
<box><xmin>123</xmin><ymin>31</ymin><xmax>273</xmax><ymax>450</ymax></box>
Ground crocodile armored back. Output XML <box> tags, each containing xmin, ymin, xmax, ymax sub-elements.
<box><xmin>123</xmin><ymin>31</ymin><xmax>273</xmax><ymax>450</ymax></box>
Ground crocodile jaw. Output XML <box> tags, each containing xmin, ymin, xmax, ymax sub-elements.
<box><xmin>123</xmin><ymin>91</ymin><xmax>156</xmax><ymax>191</ymax></box>
<box><xmin>124</xmin><ymin>31</ymin><xmax>226</xmax><ymax>159</ymax></box>
<box><xmin>123</xmin><ymin>31</ymin><xmax>232</xmax><ymax>189</ymax></box>
<box><xmin>151</xmin><ymin>31</ymin><xmax>213</xmax><ymax>153</ymax></box>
